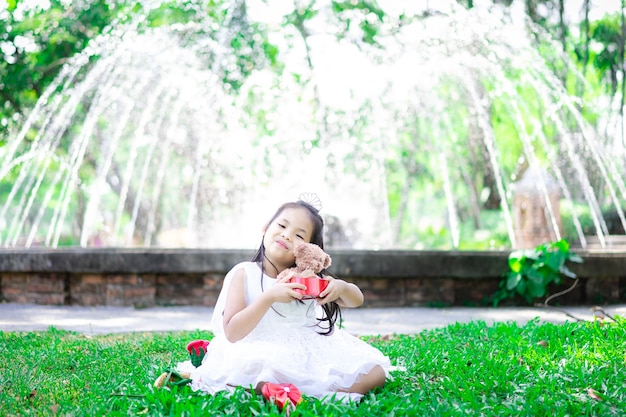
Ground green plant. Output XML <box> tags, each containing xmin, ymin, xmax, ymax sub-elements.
<box><xmin>493</xmin><ymin>239</ymin><xmax>583</xmax><ymax>306</ymax></box>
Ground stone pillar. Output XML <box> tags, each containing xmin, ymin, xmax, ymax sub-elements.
<box><xmin>512</xmin><ymin>167</ymin><xmax>562</xmax><ymax>249</ymax></box>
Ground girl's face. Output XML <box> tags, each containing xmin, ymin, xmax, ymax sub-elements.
<box><xmin>262</xmin><ymin>206</ymin><xmax>315</xmax><ymax>274</ymax></box>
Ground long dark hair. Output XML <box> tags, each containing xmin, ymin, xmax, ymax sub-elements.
<box><xmin>252</xmin><ymin>200</ymin><xmax>342</xmax><ymax>335</ymax></box>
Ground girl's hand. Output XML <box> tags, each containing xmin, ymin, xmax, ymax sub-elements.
<box><xmin>316</xmin><ymin>276</ymin><xmax>343</xmax><ymax>305</ymax></box>
<box><xmin>266</xmin><ymin>278</ymin><xmax>306</xmax><ymax>304</ymax></box>
<box><xmin>317</xmin><ymin>276</ymin><xmax>364</xmax><ymax>308</ymax></box>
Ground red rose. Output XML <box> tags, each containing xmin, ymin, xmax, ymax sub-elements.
<box><xmin>186</xmin><ymin>340</ymin><xmax>210</xmax><ymax>367</ymax></box>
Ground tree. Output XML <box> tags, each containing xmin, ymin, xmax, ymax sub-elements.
<box><xmin>0</xmin><ymin>0</ymin><xmax>125</xmax><ymax>138</ymax></box>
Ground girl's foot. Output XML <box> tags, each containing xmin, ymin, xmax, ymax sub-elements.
<box><xmin>153</xmin><ymin>369</ymin><xmax>192</xmax><ymax>388</ymax></box>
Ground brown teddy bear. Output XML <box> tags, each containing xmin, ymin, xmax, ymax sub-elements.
<box><xmin>277</xmin><ymin>242</ymin><xmax>331</xmax><ymax>281</ymax></box>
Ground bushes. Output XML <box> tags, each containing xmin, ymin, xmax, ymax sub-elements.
<box><xmin>493</xmin><ymin>239</ymin><xmax>583</xmax><ymax>306</ymax></box>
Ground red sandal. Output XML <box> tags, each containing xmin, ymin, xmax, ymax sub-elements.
<box><xmin>262</xmin><ymin>382</ymin><xmax>302</xmax><ymax>413</ymax></box>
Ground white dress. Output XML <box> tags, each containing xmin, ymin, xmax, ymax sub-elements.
<box><xmin>176</xmin><ymin>261</ymin><xmax>391</xmax><ymax>402</ymax></box>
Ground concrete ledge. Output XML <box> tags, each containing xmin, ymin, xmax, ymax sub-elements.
<box><xmin>0</xmin><ymin>248</ymin><xmax>253</xmax><ymax>274</ymax></box>
<box><xmin>0</xmin><ymin>249</ymin><xmax>624</xmax><ymax>307</ymax></box>
<box><xmin>0</xmin><ymin>248</ymin><xmax>517</xmax><ymax>276</ymax></box>
<box><xmin>0</xmin><ymin>247</ymin><xmax>624</xmax><ymax>277</ymax></box>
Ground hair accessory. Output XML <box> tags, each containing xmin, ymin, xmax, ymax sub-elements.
<box><xmin>298</xmin><ymin>192</ymin><xmax>322</xmax><ymax>211</ymax></box>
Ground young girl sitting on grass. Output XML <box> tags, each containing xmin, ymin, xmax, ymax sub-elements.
<box><xmin>167</xmin><ymin>197</ymin><xmax>390</xmax><ymax>409</ymax></box>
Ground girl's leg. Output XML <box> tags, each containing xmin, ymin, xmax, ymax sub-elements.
<box><xmin>254</xmin><ymin>381</ymin><xmax>266</xmax><ymax>394</ymax></box>
<box><xmin>256</xmin><ymin>365</ymin><xmax>386</xmax><ymax>397</ymax></box>
<box><xmin>341</xmin><ymin>365</ymin><xmax>386</xmax><ymax>395</ymax></box>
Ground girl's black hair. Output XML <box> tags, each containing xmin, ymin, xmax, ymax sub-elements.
<box><xmin>252</xmin><ymin>200</ymin><xmax>342</xmax><ymax>335</ymax></box>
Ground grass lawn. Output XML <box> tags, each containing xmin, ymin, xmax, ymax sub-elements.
<box><xmin>1</xmin><ymin>317</ymin><xmax>625</xmax><ymax>416</ymax></box>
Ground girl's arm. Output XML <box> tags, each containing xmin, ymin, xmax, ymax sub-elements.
<box><xmin>318</xmin><ymin>276</ymin><xmax>364</xmax><ymax>308</ymax></box>
<box><xmin>222</xmin><ymin>269</ymin><xmax>305</xmax><ymax>343</ymax></box>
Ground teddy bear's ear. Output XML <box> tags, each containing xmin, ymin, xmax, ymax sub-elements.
<box><xmin>323</xmin><ymin>253</ymin><xmax>332</xmax><ymax>269</ymax></box>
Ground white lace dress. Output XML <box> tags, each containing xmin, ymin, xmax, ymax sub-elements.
<box><xmin>176</xmin><ymin>261</ymin><xmax>391</xmax><ymax>402</ymax></box>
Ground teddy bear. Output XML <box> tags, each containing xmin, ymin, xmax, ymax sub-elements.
<box><xmin>276</xmin><ymin>242</ymin><xmax>332</xmax><ymax>286</ymax></box>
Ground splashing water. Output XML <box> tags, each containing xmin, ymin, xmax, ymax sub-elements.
<box><xmin>1</xmin><ymin>1</ymin><xmax>625</xmax><ymax>249</ymax></box>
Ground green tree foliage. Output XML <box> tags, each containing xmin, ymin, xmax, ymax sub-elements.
<box><xmin>1</xmin><ymin>0</ymin><xmax>624</xmax><ymax>248</ymax></box>
<box><xmin>587</xmin><ymin>14</ymin><xmax>623</xmax><ymax>96</ymax></box>
<box><xmin>0</xmin><ymin>0</ymin><xmax>125</xmax><ymax>138</ymax></box>
<box><xmin>0</xmin><ymin>0</ymin><xmax>390</xmax><ymax>139</ymax></box>
<box><xmin>330</xmin><ymin>0</ymin><xmax>385</xmax><ymax>44</ymax></box>
<box><xmin>0</xmin><ymin>0</ymin><xmax>398</xmax><ymax>247</ymax></box>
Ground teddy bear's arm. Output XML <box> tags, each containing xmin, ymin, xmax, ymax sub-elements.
<box><xmin>277</xmin><ymin>269</ymin><xmax>297</xmax><ymax>282</ymax></box>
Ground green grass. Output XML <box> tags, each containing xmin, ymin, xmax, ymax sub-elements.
<box><xmin>1</xmin><ymin>318</ymin><xmax>625</xmax><ymax>416</ymax></box>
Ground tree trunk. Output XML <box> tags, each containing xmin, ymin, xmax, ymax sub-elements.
<box><xmin>557</xmin><ymin>0</ymin><xmax>568</xmax><ymax>86</ymax></box>
<box><xmin>621</xmin><ymin>0</ymin><xmax>626</xmax><ymax>147</ymax></box>
<box><xmin>576</xmin><ymin>0</ymin><xmax>591</xmax><ymax>107</ymax></box>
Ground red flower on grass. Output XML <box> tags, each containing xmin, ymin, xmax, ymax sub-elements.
<box><xmin>186</xmin><ymin>340</ymin><xmax>210</xmax><ymax>367</ymax></box>
<box><xmin>262</xmin><ymin>382</ymin><xmax>302</xmax><ymax>412</ymax></box>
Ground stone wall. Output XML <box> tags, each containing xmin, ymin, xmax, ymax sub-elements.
<box><xmin>0</xmin><ymin>249</ymin><xmax>625</xmax><ymax>307</ymax></box>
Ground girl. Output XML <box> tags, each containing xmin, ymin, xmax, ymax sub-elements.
<box><xmin>173</xmin><ymin>198</ymin><xmax>391</xmax><ymax>405</ymax></box>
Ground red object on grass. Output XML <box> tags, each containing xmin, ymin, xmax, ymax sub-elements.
<box><xmin>186</xmin><ymin>340</ymin><xmax>210</xmax><ymax>367</ymax></box>
<box><xmin>262</xmin><ymin>383</ymin><xmax>303</xmax><ymax>410</ymax></box>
